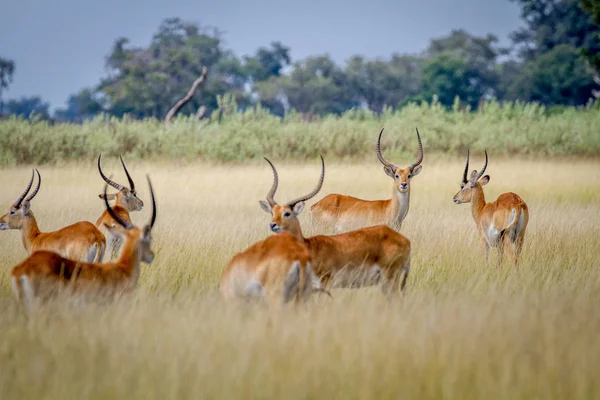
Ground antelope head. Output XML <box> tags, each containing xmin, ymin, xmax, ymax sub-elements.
<box><xmin>377</xmin><ymin>128</ymin><xmax>423</xmax><ymax>194</ymax></box>
<box><xmin>0</xmin><ymin>169</ymin><xmax>42</xmax><ymax>230</ymax></box>
<box><xmin>453</xmin><ymin>150</ymin><xmax>490</xmax><ymax>204</ymax></box>
<box><xmin>98</xmin><ymin>154</ymin><xmax>144</xmax><ymax>211</ymax></box>
<box><xmin>259</xmin><ymin>156</ymin><xmax>325</xmax><ymax>238</ymax></box>
<box><xmin>102</xmin><ymin>175</ymin><xmax>157</xmax><ymax>264</ymax></box>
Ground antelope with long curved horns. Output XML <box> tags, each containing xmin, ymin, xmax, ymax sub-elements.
<box><xmin>310</xmin><ymin>127</ymin><xmax>423</xmax><ymax>233</ymax></box>
<box><xmin>0</xmin><ymin>170</ymin><xmax>106</xmax><ymax>262</ymax></box>
<box><xmin>11</xmin><ymin>176</ymin><xmax>158</xmax><ymax>312</ymax></box>
<box><xmin>95</xmin><ymin>154</ymin><xmax>144</xmax><ymax>260</ymax></box>
<box><xmin>260</xmin><ymin>157</ymin><xmax>411</xmax><ymax>294</ymax></box>
<box><xmin>453</xmin><ymin>150</ymin><xmax>529</xmax><ymax>265</ymax></box>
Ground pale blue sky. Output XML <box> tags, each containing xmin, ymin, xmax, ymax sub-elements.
<box><xmin>1</xmin><ymin>0</ymin><xmax>523</xmax><ymax>111</ymax></box>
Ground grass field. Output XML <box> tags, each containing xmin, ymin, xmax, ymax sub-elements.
<box><xmin>0</xmin><ymin>155</ymin><xmax>599</xmax><ymax>399</ymax></box>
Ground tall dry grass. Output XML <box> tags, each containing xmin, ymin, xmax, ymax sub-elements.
<box><xmin>0</xmin><ymin>156</ymin><xmax>599</xmax><ymax>399</ymax></box>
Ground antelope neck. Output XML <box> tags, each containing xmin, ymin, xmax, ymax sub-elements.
<box><xmin>470</xmin><ymin>185</ymin><xmax>487</xmax><ymax>225</ymax></box>
<box><xmin>389</xmin><ymin>184</ymin><xmax>410</xmax><ymax>231</ymax></box>
<box><xmin>21</xmin><ymin>213</ymin><xmax>41</xmax><ymax>253</ymax></box>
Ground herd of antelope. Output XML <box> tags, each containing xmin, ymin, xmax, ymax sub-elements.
<box><xmin>1</xmin><ymin>128</ymin><xmax>529</xmax><ymax>311</ymax></box>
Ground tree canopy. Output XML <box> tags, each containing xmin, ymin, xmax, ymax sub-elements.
<box><xmin>3</xmin><ymin>0</ymin><xmax>600</xmax><ymax>121</ymax></box>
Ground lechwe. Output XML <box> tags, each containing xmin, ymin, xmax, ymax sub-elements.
<box><xmin>310</xmin><ymin>127</ymin><xmax>423</xmax><ymax>233</ymax></box>
<box><xmin>95</xmin><ymin>154</ymin><xmax>144</xmax><ymax>260</ymax></box>
<box><xmin>219</xmin><ymin>232</ymin><xmax>325</xmax><ymax>308</ymax></box>
<box><xmin>260</xmin><ymin>157</ymin><xmax>411</xmax><ymax>294</ymax></box>
<box><xmin>0</xmin><ymin>169</ymin><xmax>106</xmax><ymax>262</ymax></box>
<box><xmin>453</xmin><ymin>150</ymin><xmax>529</xmax><ymax>265</ymax></box>
<box><xmin>10</xmin><ymin>176</ymin><xmax>157</xmax><ymax>312</ymax></box>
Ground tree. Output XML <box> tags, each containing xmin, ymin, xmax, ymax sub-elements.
<box><xmin>277</xmin><ymin>55</ymin><xmax>357</xmax><ymax>116</ymax></box>
<box><xmin>509</xmin><ymin>44</ymin><xmax>596</xmax><ymax>105</ymax></box>
<box><xmin>0</xmin><ymin>57</ymin><xmax>16</xmax><ymax>115</ymax></box>
<box><xmin>244</xmin><ymin>42</ymin><xmax>291</xmax><ymax>83</ymax></box>
<box><xmin>510</xmin><ymin>0</ymin><xmax>600</xmax><ymax>61</ymax></box>
<box><xmin>424</xmin><ymin>30</ymin><xmax>506</xmax><ymax>103</ymax></box>
<box><xmin>54</xmin><ymin>88</ymin><xmax>104</xmax><ymax>122</ymax></box>
<box><xmin>509</xmin><ymin>0</ymin><xmax>600</xmax><ymax>103</ymax></box>
<box><xmin>98</xmin><ymin>18</ymin><xmax>248</xmax><ymax>119</ymax></box>
<box><xmin>580</xmin><ymin>0</ymin><xmax>600</xmax><ymax>86</ymax></box>
<box><xmin>345</xmin><ymin>55</ymin><xmax>423</xmax><ymax>113</ymax></box>
<box><xmin>415</xmin><ymin>54</ymin><xmax>489</xmax><ymax>109</ymax></box>
<box><xmin>5</xmin><ymin>96</ymin><xmax>50</xmax><ymax>120</ymax></box>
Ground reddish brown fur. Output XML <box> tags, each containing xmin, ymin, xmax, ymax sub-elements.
<box><xmin>311</xmin><ymin>164</ymin><xmax>419</xmax><ymax>232</ymax></box>
<box><xmin>266</xmin><ymin>203</ymin><xmax>411</xmax><ymax>293</ymax></box>
<box><xmin>11</xmin><ymin>224</ymin><xmax>154</xmax><ymax>307</ymax></box>
<box><xmin>311</xmin><ymin>128</ymin><xmax>422</xmax><ymax>233</ymax></box>
<box><xmin>0</xmin><ymin>204</ymin><xmax>105</xmax><ymax>263</ymax></box>
<box><xmin>219</xmin><ymin>233</ymin><xmax>318</xmax><ymax>307</ymax></box>
<box><xmin>96</xmin><ymin>155</ymin><xmax>143</xmax><ymax>260</ymax></box>
<box><xmin>11</xmin><ymin>176</ymin><xmax>157</xmax><ymax>310</ymax></box>
<box><xmin>453</xmin><ymin>152</ymin><xmax>529</xmax><ymax>265</ymax></box>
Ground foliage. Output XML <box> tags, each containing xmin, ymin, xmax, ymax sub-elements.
<box><xmin>4</xmin><ymin>2</ymin><xmax>600</xmax><ymax>121</ymax></box>
<box><xmin>509</xmin><ymin>45</ymin><xmax>596</xmax><ymax>105</ymax></box>
<box><xmin>54</xmin><ymin>88</ymin><xmax>104</xmax><ymax>123</ymax></box>
<box><xmin>277</xmin><ymin>55</ymin><xmax>357</xmax><ymax>116</ymax></box>
<box><xmin>98</xmin><ymin>18</ymin><xmax>246</xmax><ymax>119</ymax></box>
<box><xmin>0</xmin><ymin>99</ymin><xmax>598</xmax><ymax>166</ymax></box>
<box><xmin>581</xmin><ymin>0</ymin><xmax>600</xmax><ymax>73</ymax></box>
<box><xmin>4</xmin><ymin>96</ymin><xmax>50</xmax><ymax>121</ymax></box>
<box><xmin>510</xmin><ymin>0</ymin><xmax>600</xmax><ymax>61</ymax></box>
<box><xmin>0</xmin><ymin>57</ymin><xmax>16</xmax><ymax>114</ymax></box>
<box><xmin>345</xmin><ymin>55</ymin><xmax>423</xmax><ymax>113</ymax></box>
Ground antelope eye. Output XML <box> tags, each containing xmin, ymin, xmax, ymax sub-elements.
<box><xmin>9</xmin><ymin>210</ymin><xmax>15</xmax><ymax>215</ymax></box>
<box><xmin>283</xmin><ymin>211</ymin><xmax>291</xmax><ymax>218</ymax></box>
<box><xmin>408</xmin><ymin>174</ymin><xmax>413</xmax><ymax>179</ymax></box>
<box><xmin>460</xmin><ymin>184</ymin><xmax>465</xmax><ymax>189</ymax></box>
<box><xmin>395</xmin><ymin>174</ymin><xmax>400</xmax><ymax>179</ymax></box>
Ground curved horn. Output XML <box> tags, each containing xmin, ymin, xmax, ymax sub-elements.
<box><xmin>376</xmin><ymin>128</ymin><xmax>397</xmax><ymax>170</ymax></box>
<box><xmin>97</xmin><ymin>154</ymin><xmax>124</xmax><ymax>191</ymax></box>
<box><xmin>408</xmin><ymin>127</ymin><xmax>424</xmax><ymax>171</ymax></box>
<box><xmin>462</xmin><ymin>149</ymin><xmax>470</xmax><ymax>184</ymax></box>
<box><xmin>146</xmin><ymin>175</ymin><xmax>157</xmax><ymax>230</ymax></box>
<box><xmin>13</xmin><ymin>170</ymin><xmax>35</xmax><ymax>208</ymax></box>
<box><xmin>287</xmin><ymin>156</ymin><xmax>325</xmax><ymax>207</ymax></box>
<box><xmin>103</xmin><ymin>182</ymin><xmax>132</xmax><ymax>229</ymax></box>
<box><xmin>120</xmin><ymin>155</ymin><xmax>135</xmax><ymax>194</ymax></box>
<box><xmin>25</xmin><ymin>169</ymin><xmax>42</xmax><ymax>202</ymax></box>
<box><xmin>474</xmin><ymin>150</ymin><xmax>488</xmax><ymax>182</ymax></box>
<box><xmin>263</xmin><ymin>157</ymin><xmax>279</xmax><ymax>207</ymax></box>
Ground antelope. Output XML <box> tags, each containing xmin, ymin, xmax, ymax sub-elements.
<box><xmin>453</xmin><ymin>150</ymin><xmax>529</xmax><ymax>265</ymax></box>
<box><xmin>0</xmin><ymin>169</ymin><xmax>106</xmax><ymax>263</ymax></box>
<box><xmin>11</xmin><ymin>176</ymin><xmax>157</xmax><ymax>312</ymax></box>
<box><xmin>260</xmin><ymin>157</ymin><xmax>411</xmax><ymax>294</ymax></box>
<box><xmin>219</xmin><ymin>232</ymin><xmax>325</xmax><ymax>307</ymax></box>
<box><xmin>310</xmin><ymin>127</ymin><xmax>423</xmax><ymax>233</ymax></box>
<box><xmin>95</xmin><ymin>154</ymin><xmax>144</xmax><ymax>260</ymax></box>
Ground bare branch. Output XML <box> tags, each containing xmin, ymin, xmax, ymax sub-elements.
<box><xmin>164</xmin><ymin>66</ymin><xmax>208</xmax><ymax>129</ymax></box>
<box><xmin>195</xmin><ymin>105</ymin><xmax>207</xmax><ymax>121</ymax></box>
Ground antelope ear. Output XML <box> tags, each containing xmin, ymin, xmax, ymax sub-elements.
<box><xmin>383</xmin><ymin>165</ymin><xmax>395</xmax><ymax>178</ymax></box>
<box><xmin>480</xmin><ymin>175</ymin><xmax>490</xmax><ymax>186</ymax></box>
<box><xmin>21</xmin><ymin>201</ymin><xmax>31</xmax><ymax>213</ymax></box>
<box><xmin>411</xmin><ymin>165</ymin><xmax>422</xmax><ymax>176</ymax></box>
<box><xmin>259</xmin><ymin>200</ymin><xmax>272</xmax><ymax>214</ymax></box>
<box><xmin>103</xmin><ymin>223</ymin><xmax>123</xmax><ymax>237</ymax></box>
<box><xmin>99</xmin><ymin>193</ymin><xmax>116</xmax><ymax>200</ymax></box>
<box><xmin>293</xmin><ymin>201</ymin><xmax>305</xmax><ymax>216</ymax></box>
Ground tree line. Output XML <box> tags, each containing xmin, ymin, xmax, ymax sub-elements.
<box><xmin>1</xmin><ymin>0</ymin><xmax>600</xmax><ymax>122</ymax></box>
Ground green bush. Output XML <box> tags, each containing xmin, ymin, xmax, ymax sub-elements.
<box><xmin>1</xmin><ymin>98</ymin><xmax>599</xmax><ymax>166</ymax></box>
